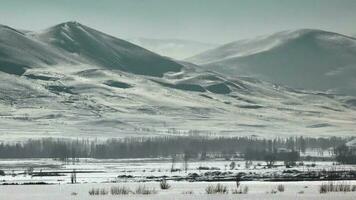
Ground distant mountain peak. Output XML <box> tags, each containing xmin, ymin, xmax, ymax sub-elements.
<box><xmin>43</xmin><ymin>21</ymin><xmax>87</xmax><ymax>34</ymax></box>
<box><xmin>187</xmin><ymin>28</ymin><xmax>356</xmax><ymax>95</ymax></box>
<box><xmin>56</xmin><ymin>21</ymin><xmax>83</xmax><ymax>28</ymax></box>
<box><xmin>1</xmin><ymin>22</ymin><xmax>184</xmax><ymax>77</ymax></box>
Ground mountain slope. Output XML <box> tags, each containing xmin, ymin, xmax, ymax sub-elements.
<box><xmin>1</xmin><ymin>24</ymin><xmax>356</xmax><ymax>139</ymax></box>
<box><xmin>1</xmin><ymin>22</ymin><xmax>183</xmax><ymax>77</ymax></box>
<box><xmin>187</xmin><ymin>29</ymin><xmax>356</xmax><ymax>95</ymax></box>
<box><xmin>0</xmin><ymin>25</ymin><xmax>74</xmax><ymax>75</ymax></box>
<box><xmin>128</xmin><ymin>38</ymin><xmax>218</xmax><ymax>60</ymax></box>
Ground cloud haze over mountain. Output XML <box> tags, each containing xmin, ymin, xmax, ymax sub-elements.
<box><xmin>128</xmin><ymin>38</ymin><xmax>218</xmax><ymax>60</ymax></box>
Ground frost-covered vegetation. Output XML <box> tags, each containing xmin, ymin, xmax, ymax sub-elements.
<box><xmin>205</xmin><ymin>183</ymin><xmax>228</xmax><ymax>194</ymax></box>
<box><xmin>89</xmin><ymin>185</ymin><xmax>157</xmax><ymax>196</ymax></box>
<box><xmin>159</xmin><ymin>179</ymin><xmax>171</xmax><ymax>190</ymax></box>
<box><xmin>319</xmin><ymin>182</ymin><xmax>356</xmax><ymax>193</ymax></box>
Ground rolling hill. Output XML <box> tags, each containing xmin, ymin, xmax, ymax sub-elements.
<box><xmin>187</xmin><ymin>29</ymin><xmax>356</xmax><ymax>95</ymax></box>
<box><xmin>1</xmin><ymin>24</ymin><xmax>356</xmax><ymax>139</ymax></box>
<box><xmin>1</xmin><ymin>21</ymin><xmax>183</xmax><ymax>77</ymax></box>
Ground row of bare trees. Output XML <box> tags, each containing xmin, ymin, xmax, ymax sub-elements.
<box><xmin>0</xmin><ymin>136</ymin><xmax>350</xmax><ymax>159</ymax></box>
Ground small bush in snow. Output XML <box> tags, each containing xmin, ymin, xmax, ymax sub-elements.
<box><xmin>135</xmin><ymin>185</ymin><xmax>157</xmax><ymax>195</ymax></box>
<box><xmin>110</xmin><ymin>185</ymin><xmax>131</xmax><ymax>195</ymax></box>
<box><xmin>352</xmin><ymin>185</ymin><xmax>356</xmax><ymax>191</ymax></box>
<box><xmin>88</xmin><ymin>188</ymin><xmax>109</xmax><ymax>195</ymax></box>
<box><xmin>205</xmin><ymin>183</ymin><xmax>228</xmax><ymax>194</ymax></box>
<box><xmin>232</xmin><ymin>186</ymin><xmax>249</xmax><ymax>194</ymax></box>
<box><xmin>159</xmin><ymin>179</ymin><xmax>171</xmax><ymax>190</ymax></box>
<box><xmin>100</xmin><ymin>188</ymin><xmax>108</xmax><ymax>195</ymax></box>
<box><xmin>243</xmin><ymin>186</ymin><xmax>249</xmax><ymax>194</ymax></box>
<box><xmin>277</xmin><ymin>184</ymin><xmax>285</xmax><ymax>192</ymax></box>
<box><xmin>319</xmin><ymin>182</ymin><xmax>356</xmax><ymax>193</ymax></box>
<box><xmin>89</xmin><ymin>188</ymin><xmax>100</xmax><ymax>195</ymax></box>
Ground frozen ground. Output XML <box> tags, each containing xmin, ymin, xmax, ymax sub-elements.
<box><xmin>1</xmin><ymin>181</ymin><xmax>356</xmax><ymax>200</ymax></box>
<box><xmin>1</xmin><ymin>159</ymin><xmax>356</xmax><ymax>199</ymax></box>
<box><xmin>0</xmin><ymin>158</ymin><xmax>353</xmax><ymax>184</ymax></box>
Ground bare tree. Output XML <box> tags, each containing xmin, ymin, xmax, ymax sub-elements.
<box><xmin>183</xmin><ymin>151</ymin><xmax>190</xmax><ymax>172</ymax></box>
<box><xmin>171</xmin><ymin>154</ymin><xmax>176</xmax><ymax>172</ymax></box>
<box><xmin>71</xmin><ymin>169</ymin><xmax>77</xmax><ymax>184</ymax></box>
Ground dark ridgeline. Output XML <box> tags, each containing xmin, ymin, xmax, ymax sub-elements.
<box><xmin>0</xmin><ymin>136</ymin><xmax>349</xmax><ymax>160</ymax></box>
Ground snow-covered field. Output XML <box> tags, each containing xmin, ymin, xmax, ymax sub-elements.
<box><xmin>1</xmin><ymin>158</ymin><xmax>356</xmax><ymax>199</ymax></box>
<box><xmin>1</xmin><ymin>180</ymin><xmax>356</xmax><ymax>200</ymax></box>
<box><xmin>0</xmin><ymin>158</ymin><xmax>353</xmax><ymax>184</ymax></box>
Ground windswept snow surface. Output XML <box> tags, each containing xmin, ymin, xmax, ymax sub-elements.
<box><xmin>187</xmin><ymin>29</ymin><xmax>356</xmax><ymax>95</ymax></box>
<box><xmin>1</xmin><ymin>23</ymin><xmax>356</xmax><ymax>139</ymax></box>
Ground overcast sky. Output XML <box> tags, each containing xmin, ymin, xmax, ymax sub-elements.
<box><xmin>1</xmin><ymin>0</ymin><xmax>355</xmax><ymax>44</ymax></box>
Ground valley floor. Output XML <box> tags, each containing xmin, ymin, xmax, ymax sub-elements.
<box><xmin>1</xmin><ymin>181</ymin><xmax>356</xmax><ymax>200</ymax></box>
<box><xmin>0</xmin><ymin>158</ymin><xmax>356</xmax><ymax>199</ymax></box>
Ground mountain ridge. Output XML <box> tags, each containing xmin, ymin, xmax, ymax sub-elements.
<box><xmin>1</xmin><ymin>23</ymin><xmax>356</xmax><ymax>139</ymax></box>
<box><xmin>1</xmin><ymin>21</ymin><xmax>184</xmax><ymax>77</ymax></box>
<box><xmin>187</xmin><ymin>29</ymin><xmax>356</xmax><ymax>95</ymax></box>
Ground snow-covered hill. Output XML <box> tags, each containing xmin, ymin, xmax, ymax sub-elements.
<box><xmin>1</xmin><ymin>21</ymin><xmax>183</xmax><ymax>77</ymax></box>
<box><xmin>0</xmin><ymin>25</ymin><xmax>75</xmax><ymax>75</ymax></box>
<box><xmin>128</xmin><ymin>38</ymin><xmax>218</xmax><ymax>60</ymax></box>
<box><xmin>1</xmin><ymin>24</ymin><xmax>356</xmax><ymax>139</ymax></box>
<box><xmin>187</xmin><ymin>29</ymin><xmax>356</xmax><ymax>95</ymax></box>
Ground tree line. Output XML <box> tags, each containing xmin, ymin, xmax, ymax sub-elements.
<box><xmin>0</xmin><ymin>136</ymin><xmax>350</xmax><ymax>160</ymax></box>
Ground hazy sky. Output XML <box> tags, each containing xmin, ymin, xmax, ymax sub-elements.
<box><xmin>1</xmin><ymin>0</ymin><xmax>355</xmax><ymax>43</ymax></box>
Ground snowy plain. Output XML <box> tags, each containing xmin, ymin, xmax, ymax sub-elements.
<box><xmin>0</xmin><ymin>158</ymin><xmax>356</xmax><ymax>200</ymax></box>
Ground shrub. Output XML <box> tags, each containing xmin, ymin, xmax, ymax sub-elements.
<box><xmin>110</xmin><ymin>185</ymin><xmax>131</xmax><ymax>195</ymax></box>
<box><xmin>88</xmin><ymin>188</ymin><xmax>108</xmax><ymax>195</ymax></box>
<box><xmin>235</xmin><ymin>177</ymin><xmax>240</xmax><ymax>189</ymax></box>
<box><xmin>205</xmin><ymin>183</ymin><xmax>228</xmax><ymax>194</ymax></box>
<box><xmin>277</xmin><ymin>184</ymin><xmax>285</xmax><ymax>192</ymax></box>
<box><xmin>100</xmin><ymin>188</ymin><xmax>108</xmax><ymax>195</ymax></box>
<box><xmin>319</xmin><ymin>182</ymin><xmax>356</xmax><ymax>193</ymax></box>
<box><xmin>232</xmin><ymin>186</ymin><xmax>248</xmax><ymax>194</ymax></box>
<box><xmin>320</xmin><ymin>183</ymin><xmax>328</xmax><ymax>194</ymax></box>
<box><xmin>135</xmin><ymin>185</ymin><xmax>157</xmax><ymax>195</ymax></box>
<box><xmin>159</xmin><ymin>179</ymin><xmax>171</xmax><ymax>190</ymax></box>
<box><xmin>352</xmin><ymin>185</ymin><xmax>356</xmax><ymax>191</ymax></box>
<box><xmin>89</xmin><ymin>188</ymin><xmax>100</xmax><ymax>195</ymax></box>
<box><xmin>243</xmin><ymin>186</ymin><xmax>249</xmax><ymax>194</ymax></box>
